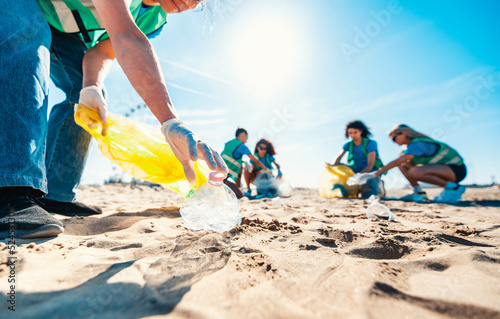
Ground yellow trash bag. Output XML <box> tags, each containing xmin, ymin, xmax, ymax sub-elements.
<box><xmin>74</xmin><ymin>104</ymin><xmax>210</xmax><ymax>198</ymax></box>
<box><xmin>318</xmin><ymin>164</ymin><xmax>359</xmax><ymax>198</ymax></box>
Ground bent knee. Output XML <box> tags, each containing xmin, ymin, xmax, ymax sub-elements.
<box><xmin>408</xmin><ymin>167</ymin><xmax>424</xmax><ymax>179</ymax></box>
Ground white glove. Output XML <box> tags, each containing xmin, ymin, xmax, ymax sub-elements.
<box><xmin>78</xmin><ymin>85</ymin><xmax>108</xmax><ymax>136</ymax></box>
<box><xmin>347</xmin><ymin>172</ymin><xmax>376</xmax><ymax>186</ymax></box>
<box><xmin>161</xmin><ymin>118</ymin><xmax>228</xmax><ymax>184</ymax></box>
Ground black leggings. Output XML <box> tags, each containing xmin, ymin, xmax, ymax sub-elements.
<box><xmin>448</xmin><ymin>164</ymin><xmax>467</xmax><ymax>183</ymax></box>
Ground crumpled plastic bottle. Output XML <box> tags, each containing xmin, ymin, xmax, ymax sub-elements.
<box><xmin>253</xmin><ymin>170</ymin><xmax>293</xmax><ymax>198</ymax></box>
<box><xmin>180</xmin><ymin>172</ymin><xmax>241</xmax><ymax>232</ymax></box>
<box><xmin>271</xmin><ymin>197</ymin><xmax>284</xmax><ymax>206</ymax></box>
<box><xmin>366</xmin><ymin>195</ymin><xmax>396</xmax><ymax>221</ymax></box>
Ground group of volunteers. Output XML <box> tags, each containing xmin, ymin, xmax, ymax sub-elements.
<box><xmin>220</xmin><ymin>128</ymin><xmax>281</xmax><ymax>199</ymax></box>
<box><xmin>0</xmin><ymin>0</ymin><xmax>467</xmax><ymax>241</ymax></box>
<box><xmin>332</xmin><ymin>120</ymin><xmax>467</xmax><ymax>204</ymax></box>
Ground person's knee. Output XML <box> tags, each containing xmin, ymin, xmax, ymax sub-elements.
<box><xmin>408</xmin><ymin>167</ymin><xmax>423</xmax><ymax>179</ymax></box>
<box><xmin>398</xmin><ymin>161</ymin><xmax>411</xmax><ymax>170</ymax></box>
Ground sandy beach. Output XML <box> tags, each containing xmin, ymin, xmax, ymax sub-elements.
<box><xmin>1</xmin><ymin>185</ymin><xmax>499</xmax><ymax>318</ymax></box>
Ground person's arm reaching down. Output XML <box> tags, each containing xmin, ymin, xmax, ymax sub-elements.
<box><xmin>90</xmin><ymin>0</ymin><xmax>227</xmax><ymax>183</ymax></box>
<box><xmin>332</xmin><ymin>149</ymin><xmax>347</xmax><ymax>166</ymax></box>
<box><xmin>248</xmin><ymin>154</ymin><xmax>271</xmax><ymax>174</ymax></box>
<box><xmin>374</xmin><ymin>154</ymin><xmax>414</xmax><ymax>176</ymax></box>
<box><xmin>360</xmin><ymin>151</ymin><xmax>376</xmax><ymax>173</ymax></box>
<box><xmin>79</xmin><ymin>39</ymin><xmax>115</xmax><ymax>136</ymax></box>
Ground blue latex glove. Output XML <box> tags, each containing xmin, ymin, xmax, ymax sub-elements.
<box><xmin>161</xmin><ymin>118</ymin><xmax>228</xmax><ymax>184</ymax></box>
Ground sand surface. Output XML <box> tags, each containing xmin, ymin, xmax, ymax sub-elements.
<box><xmin>1</xmin><ymin>185</ymin><xmax>499</xmax><ymax>319</ymax></box>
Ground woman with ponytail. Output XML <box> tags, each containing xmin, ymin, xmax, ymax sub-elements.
<box><xmin>369</xmin><ymin>124</ymin><xmax>467</xmax><ymax>203</ymax></box>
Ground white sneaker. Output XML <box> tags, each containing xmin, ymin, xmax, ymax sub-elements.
<box><xmin>399</xmin><ymin>191</ymin><xmax>428</xmax><ymax>203</ymax></box>
<box><xmin>434</xmin><ymin>186</ymin><xmax>465</xmax><ymax>203</ymax></box>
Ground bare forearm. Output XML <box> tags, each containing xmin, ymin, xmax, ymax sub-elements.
<box><xmin>361</xmin><ymin>152</ymin><xmax>376</xmax><ymax>173</ymax></box>
<box><xmin>112</xmin><ymin>31</ymin><xmax>177</xmax><ymax>123</ymax></box>
<box><xmin>333</xmin><ymin>149</ymin><xmax>346</xmax><ymax>165</ymax></box>
<box><xmin>360</xmin><ymin>162</ymin><xmax>374</xmax><ymax>173</ymax></box>
<box><xmin>376</xmin><ymin>155</ymin><xmax>412</xmax><ymax>176</ymax></box>
<box><xmin>82</xmin><ymin>44</ymin><xmax>114</xmax><ymax>88</ymax></box>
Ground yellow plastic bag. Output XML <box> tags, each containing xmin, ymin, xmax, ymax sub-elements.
<box><xmin>318</xmin><ymin>164</ymin><xmax>359</xmax><ymax>198</ymax></box>
<box><xmin>74</xmin><ymin>104</ymin><xmax>210</xmax><ymax>198</ymax></box>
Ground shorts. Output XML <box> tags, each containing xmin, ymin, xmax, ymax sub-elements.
<box><xmin>448</xmin><ymin>164</ymin><xmax>467</xmax><ymax>183</ymax></box>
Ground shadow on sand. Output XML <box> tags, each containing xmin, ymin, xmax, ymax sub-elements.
<box><xmin>1</xmin><ymin>233</ymin><xmax>231</xmax><ymax>319</ymax></box>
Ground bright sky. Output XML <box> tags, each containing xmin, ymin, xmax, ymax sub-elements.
<box><xmin>49</xmin><ymin>0</ymin><xmax>500</xmax><ymax>189</ymax></box>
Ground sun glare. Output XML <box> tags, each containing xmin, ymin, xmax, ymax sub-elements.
<box><xmin>230</xmin><ymin>15</ymin><xmax>303</xmax><ymax>98</ymax></box>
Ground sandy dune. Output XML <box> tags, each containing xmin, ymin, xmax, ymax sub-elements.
<box><xmin>1</xmin><ymin>185</ymin><xmax>499</xmax><ymax>318</ymax></box>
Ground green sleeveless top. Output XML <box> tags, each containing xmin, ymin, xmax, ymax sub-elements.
<box><xmin>410</xmin><ymin>137</ymin><xmax>464</xmax><ymax>166</ymax></box>
<box><xmin>253</xmin><ymin>153</ymin><xmax>273</xmax><ymax>171</ymax></box>
<box><xmin>347</xmin><ymin>138</ymin><xmax>384</xmax><ymax>170</ymax></box>
<box><xmin>37</xmin><ymin>0</ymin><xmax>167</xmax><ymax>48</ymax></box>
<box><xmin>221</xmin><ymin>139</ymin><xmax>244</xmax><ymax>182</ymax></box>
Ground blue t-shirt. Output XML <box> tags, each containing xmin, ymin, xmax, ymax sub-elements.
<box><xmin>250</xmin><ymin>155</ymin><xmax>275</xmax><ymax>169</ymax></box>
<box><xmin>343</xmin><ymin>140</ymin><xmax>378</xmax><ymax>173</ymax></box>
<box><xmin>233</xmin><ymin>143</ymin><xmax>251</xmax><ymax>159</ymax></box>
<box><xmin>404</xmin><ymin>141</ymin><xmax>439</xmax><ymax>157</ymax></box>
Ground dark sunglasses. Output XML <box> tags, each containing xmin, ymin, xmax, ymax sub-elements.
<box><xmin>392</xmin><ymin>133</ymin><xmax>401</xmax><ymax>142</ymax></box>
<box><xmin>257</xmin><ymin>145</ymin><xmax>266</xmax><ymax>151</ymax></box>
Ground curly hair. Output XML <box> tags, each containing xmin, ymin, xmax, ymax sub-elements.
<box><xmin>254</xmin><ymin>138</ymin><xmax>276</xmax><ymax>156</ymax></box>
<box><xmin>345</xmin><ymin>120</ymin><xmax>372</xmax><ymax>138</ymax></box>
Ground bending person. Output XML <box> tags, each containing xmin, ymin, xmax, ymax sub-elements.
<box><xmin>332</xmin><ymin>120</ymin><xmax>384</xmax><ymax>198</ymax></box>
<box><xmin>371</xmin><ymin>124</ymin><xmax>466</xmax><ymax>203</ymax></box>
<box><xmin>244</xmin><ymin>139</ymin><xmax>280</xmax><ymax>192</ymax></box>
<box><xmin>221</xmin><ymin>128</ymin><xmax>270</xmax><ymax>198</ymax></box>
<box><xmin>0</xmin><ymin>0</ymin><xmax>226</xmax><ymax>239</ymax></box>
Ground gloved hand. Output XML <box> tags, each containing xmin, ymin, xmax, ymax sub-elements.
<box><xmin>161</xmin><ymin>118</ymin><xmax>228</xmax><ymax>184</ymax></box>
<box><xmin>347</xmin><ymin>172</ymin><xmax>377</xmax><ymax>186</ymax></box>
<box><xmin>78</xmin><ymin>86</ymin><xmax>108</xmax><ymax>136</ymax></box>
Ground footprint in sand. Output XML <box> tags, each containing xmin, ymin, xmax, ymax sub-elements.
<box><xmin>347</xmin><ymin>238</ymin><xmax>411</xmax><ymax>260</ymax></box>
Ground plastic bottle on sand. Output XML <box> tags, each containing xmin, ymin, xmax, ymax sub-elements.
<box><xmin>271</xmin><ymin>197</ymin><xmax>284</xmax><ymax>206</ymax></box>
<box><xmin>180</xmin><ymin>172</ymin><xmax>241</xmax><ymax>232</ymax></box>
<box><xmin>366</xmin><ymin>195</ymin><xmax>396</xmax><ymax>221</ymax></box>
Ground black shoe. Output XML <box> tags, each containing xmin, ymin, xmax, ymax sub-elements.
<box><xmin>0</xmin><ymin>188</ymin><xmax>64</xmax><ymax>239</ymax></box>
<box><xmin>38</xmin><ymin>198</ymin><xmax>103</xmax><ymax>216</ymax></box>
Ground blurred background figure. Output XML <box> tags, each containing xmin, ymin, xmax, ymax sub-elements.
<box><xmin>221</xmin><ymin>128</ymin><xmax>269</xmax><ymax>198</ymax></box>
<box><xmin>371</xmin><ymin>124</ymin><xmax>467</xmax><ymax>203</ymax></box>
<box><xmin>244</xmin><ymin>138</ymin><xmax>281</xmax><ymax>196</ymax></box>
<box><xmin>332</xmin><ymin>120</ymin><xmax>384</xmax><ymax>198</ymax></box>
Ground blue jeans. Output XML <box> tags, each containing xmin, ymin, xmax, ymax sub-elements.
<box><xmin>45</xmin><ymin>28</ymin><xmax>95</xmax><ymax>201</ymax></box>
<box><xmin>1</xmin><ymin>1</ymin><xmax>93</xmax><ymax>202</ymax></box>
<box><xmin>0</xmin><ymin>0</ymin><xmax>51</xmax><ymax>196</ymax></box>
<box><xmin>360</xmin><ymin>177</ymin><xmax>380</xmax><ymax>198</ymax></box>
